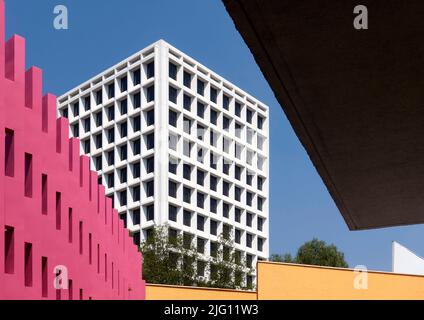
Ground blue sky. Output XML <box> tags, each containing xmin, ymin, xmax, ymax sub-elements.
<box><xmin>6</xmin><ymin>0</ymin><xmax>424</xmax><ymax>271</ymax></box>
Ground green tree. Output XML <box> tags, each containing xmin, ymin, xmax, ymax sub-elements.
<box><xmin>270</xmin><ymin>238</ymin><xmax>348</xmax><ymax>268</ymax></box>
<box><xmin>269</xmin><ymin>253</ymin><xmax>294</xmax><ymax>263</ymax></box>
<box><xmin>203</xmin><ymin>234</ymin><xmax>254</xmax><ymax>290</ymax></box>
<box><xmin>140</xmin><ymin>226</ymin><xmax>197</xmax><ymax>285</ymax></box>
<box><xmin>140</xmin><ymin>225</ymin><xmax>254</xmax><ymax>290</ymax></box>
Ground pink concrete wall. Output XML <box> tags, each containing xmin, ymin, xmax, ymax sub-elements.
<box><xmin>0</xmin><ymin>0</ymin><xmax>146</xmax><ymax>300</ymax></box>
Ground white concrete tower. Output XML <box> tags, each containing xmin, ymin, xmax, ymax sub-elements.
<box><xmin>57</xmin><ymin>40</ymin><xmax>269</xmax><ymax>287</ymax></box>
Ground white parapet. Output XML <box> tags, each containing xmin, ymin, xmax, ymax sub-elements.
<box><xmin>392</xmin><ymin>241</ymin><xmax>424</xmax><ymax>276</ymax></box>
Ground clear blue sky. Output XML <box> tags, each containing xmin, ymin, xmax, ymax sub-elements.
<box><xmin>6</xmin><ymin>0</ymin><xmax>424</xmax><ymax>271</ymax></box>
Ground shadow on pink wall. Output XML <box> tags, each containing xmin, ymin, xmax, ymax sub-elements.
<box><xmin>0</xmin><ymin>0</ymin><xmax>146</xmax><ymax>300</ymax></box>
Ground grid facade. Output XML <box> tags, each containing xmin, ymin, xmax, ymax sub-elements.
<box><xmin>57</xmin><ymin>40</ymin><xmax>269</xmax><ymax>286</ymax></box>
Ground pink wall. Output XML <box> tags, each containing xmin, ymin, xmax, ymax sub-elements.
<box><xmin>0</xmin><ymin>0</ymin><xmax>146</xmax><ymax>300</ymax></box>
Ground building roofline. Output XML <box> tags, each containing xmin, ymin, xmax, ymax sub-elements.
<box><xmin>258</xmin><ymin>261</ymin><xmax>424</xmax><ymax>278</ymax></box>
<box><xmin>58</xmin><ymin>39</ymin><xmax>269</xmax><ymax>112</ymax></box>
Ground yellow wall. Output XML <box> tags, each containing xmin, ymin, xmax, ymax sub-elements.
<box><xmin>146</xmin><ymin>284</ymin><xmax>257</xmax><ymax>300</ymax></box>
<box><xmin>146</xmin><ymin>262</ymin><xmax>424</xmax><ymax>300</ymax></box>
<box><xmin>257</xmin><ymin>262</ymin><xmax>424</xmax><ymax>300</ymax></box>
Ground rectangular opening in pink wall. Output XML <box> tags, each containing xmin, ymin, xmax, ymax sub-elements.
<box><xmin>89</xmin><ymin>233</ymin><xmax>92</xmax><ymax>265</ymax></box>
<box><xmin>112</xmin><ymin>262</ymin><xmax>114</xmax><ymax>289</ymax></box>
<box><xmin>105</xmin><ymin>253</ymin><xmax>108</xmax><ymax>282</ymax></box>
<box><xmin>97</xmin><ymin>244</ymin><xmax>100</xmax><ymax>274</ymax></box>
<box><xmin>79</xmin><ymin>221</ymin><xmax>83</xmax><ymax>255</ymax></box>
<box><xmin>24</xmin><ymin>153</ymin><xmax>33</xmax><ymax>197</ymax></box>
<box><xmin>4</xmin><ymin>129</ymin><xmax>14</xmax><ymax>177</ymax></box>
<box><xmin>68</xmin><ymin>279</ymin><xmax>73</xmax><ymax>300</ymax></box>
<box><xmin>41</xmin><ymin>174</ymin><xmax>47</xmax><ymax>214</ymax></box>
<box><xmin>56</xmin><ymin>192</ymin><xmax>61</xmax><ymax>230</ymax></box>
<box><xmin>24</xmin><ymin>242</ymin><xmax>33</xmax><ymax>287</ymax></box>
<box><xmin>41</xmin><ymin>256</ymin><xmax>48</xmax><ymax>297</ymax></box>
<box><xmin>68</xmin><ymin>208</ymin><xmax>73</xmax><ymax>243</ymax></box>
<box><xmin>4</xmin><ymin>226</ymin><xmax>14</xmax><ymax>274</ymax></box>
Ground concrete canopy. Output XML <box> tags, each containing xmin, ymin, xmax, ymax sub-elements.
<box><xmin>223</xmin><ymin>0</ymin><xmax>424</xmax><ymax>230</ymax></box>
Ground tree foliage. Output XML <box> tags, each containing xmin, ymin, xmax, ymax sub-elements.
<box><xmin>140</xmin><ymin>225</ymin><xmax>254</xmax><ymax>290</ymax></box>
<box><xmin>140</xmin><ymin>226</ymin><xmax>195</xmax><ymax>285</ymax></box>
<box><xmin>269</xmin><ymin>253</ymin><xmax>294</xmax><ymax>263</ymax></box>
<box><xmin>270</xmin><ymin>238</ymin><xmax>348</xmax><ymax>268</ymax></box>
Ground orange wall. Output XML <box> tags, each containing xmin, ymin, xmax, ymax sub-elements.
<box><xmin>146</xmin><ymin>262</ymin><xmax>424</xmax><ymax>300</ymax></box>
<box><xmin>146</xmin><ymin>284</ymin><xmax>257</xmax><ymax>300</ymax></box>
<box><xmin>257</xmin><ymin>262</ymin><xmax>424</xmax><ymax>300</ymax></box>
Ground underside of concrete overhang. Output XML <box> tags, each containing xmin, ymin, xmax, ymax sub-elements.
<box><xmin>223</xmin><ymin>0</ymin><xmax>424</xmax><ymax>230</ymax></box>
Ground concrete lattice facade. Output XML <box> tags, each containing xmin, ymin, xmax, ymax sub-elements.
<box><xmin>57</xmin><ymin>40</ymin><xmax>269</xmax><ymax>286</ymax></box>
<box><xmin>0</xmin><ymin>0</ymin><xmax>145</xmax><ymax>300</ymax></box>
